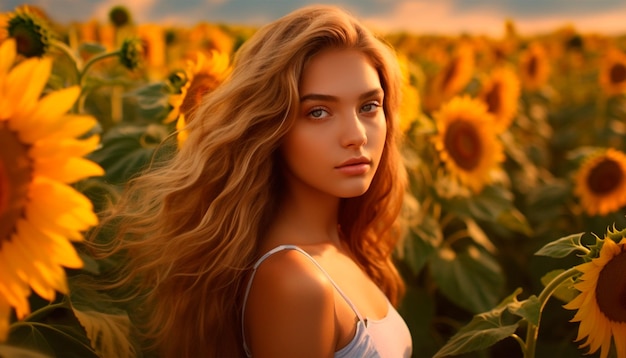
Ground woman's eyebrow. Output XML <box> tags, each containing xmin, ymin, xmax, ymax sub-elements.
<box><xmin>300</xmin><ymin>88</ymin><xmax>383</xmax><ymax>102</ymax></box>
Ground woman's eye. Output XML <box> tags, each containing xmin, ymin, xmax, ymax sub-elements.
<box><xmin>308</xmin><ymin>108</ymin><xmax>329</xmax><ymax>119</ymax></box>
<box><xmin>361</xmin><ymin>102</ymin><xmax>381</xmax><ymax>113</ymax></box>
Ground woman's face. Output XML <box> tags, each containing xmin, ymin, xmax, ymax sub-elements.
<box><xmin>280</xmin><ymin>49</ymin><xmax>387</xmax><ymax>199</ymax></box>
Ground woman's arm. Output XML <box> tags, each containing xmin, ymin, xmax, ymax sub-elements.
<box><xmin>244</xmin><ymin>250</ymin><xmax>337</xmax><ymax>358</ymax></box>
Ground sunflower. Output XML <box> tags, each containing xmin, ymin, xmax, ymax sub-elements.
<box><xmin>599</xmin><ymin>47</ymin><xmax>626</xmax><ymax>97</ymax></box>
<box><xmin>397</xmin><ymin>54</ymin><xmax>421</xmax><ymax>133</ymax></box>
<box><xmin>477</xmin><ymin>66</ymin><xmax>520</xmax><ymax>133</ymax></box>
<box><xmin>519</xmin><ymin>42</ymin><xmax>550</xmax><ymax>91</ymax></box>
<box><xmin>432</xmin><ymin>96</ymin><xmax>505</xmax><ymax>193</ymax></box>
<box><xmin>564</xmin><ymin>235</ymin><xmax>626</xmax><ymax>358</ymax></box>
<box><xmin>165</xmin><ymin>50</ymin><xmax>230</xmax><ymax>123</ymax></box>
<box><xmin>425</xmin><ymin>42</ymin><xmax>475</xmax><ymax>111</ymax></box>
<box><xmin>136</xmin><ymin>24</ymin><xmax>166</xmax><ymax>77</ymax></box>
<box><xmin>188</xmin><ymin>23</ymin><xmax>235</xmax><ymax>57</ymax></box>
<box><xmin>574</xmin><ymin>148</ymin><xmax>626</xmax><ymax>216</ymax></box>
<box><xmin>0</xmin><ymin>39</ymin><xmax>103</xmax><ymax>340</ymax></box>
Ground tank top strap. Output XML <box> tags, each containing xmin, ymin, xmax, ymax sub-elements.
<box><xmin>244</xmin><ymin>245</ymin><xmax>364</xmax><ymax>319</ymax></box>
<box><xmin>241</xmin><ymin>245</ymin><xmax>365</xmax><ymax>356</ymax></box>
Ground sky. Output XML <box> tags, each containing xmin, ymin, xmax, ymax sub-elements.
<box><xmin>2</xmin><ymin>0</ymin><xmax>626</xmax><ymax>36</ymax></box>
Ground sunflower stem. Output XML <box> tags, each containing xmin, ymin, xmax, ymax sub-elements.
<box><xmin>50</xmin><ymin>39</ymin><xmax>82</xmax><ymax>82</ymax></box>
<box><xmin>79</xmin><ymin>50</ymin><xmax>121</xmax><ymax>86</ymax></box>
<box><xmin>76</xmin><ymin>50</ymin><xmax>121</xmax><ymax>113</ymax></box>
<box><xmin>524</xmin><ymin>267</ymin><xmax>581</xmax><ymax>358</ymax></box>
<box><xmin>511</xmin><ymin>333</ymin><xmax>527</xmax><ymax>356</ymax></box>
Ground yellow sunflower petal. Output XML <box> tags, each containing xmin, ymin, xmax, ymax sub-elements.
<box><xmin>35</xmin><ymin>153</ymin><xmax>104</xmax><ymax>184</ymax></box>
<box><xmin>31</xmin><ymin>135</ymin><xmax>101</xmax><ymax>159</ymax></box>
<box><xmin>15</xmin><ymin>220</ymin><xmax>69</xmax><ymax>297</ymax></box>
<box><xmin>11</xmin><ymin>86</ymin><xmax>81</xmax><ymax>143</ymax></box>
<box><xmin>18</xmin><ymin>218</ymin><xmax>84</xmax><ymax>270</ymax></box>
<box><xmin>45</xmin><ymin>114</ymin><xmax>98</xmax><ymax>139</ymax></box>
<box><xmin>613</xmin><ymin>323</ymin><xmax>626</xmax><ymax>358</ymax></box>
<box><xmin>2</xmin><ymin>238</ymin><xmax>54</xmax><ymax>302</ymax></box>
<box><xmin>6</xmin><ymin>57</ymin><xmax>52</xmax><ymax>116</ymax></box>
<box><xmin>0</xmin><ymin>249</ymin><xmax>30</xmax><ymax>318</ymax></box>
<box><xmin>0</xmin><ymin>38</ymin><xmax>16</xmax><ymax>76</ymax></box>
<box><xmin>27</xmin><ymin>178</ymin><xmax>98</xmax><ymax>240</ymax></box>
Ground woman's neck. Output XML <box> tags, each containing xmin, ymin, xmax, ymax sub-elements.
<box><xmin>271</xmin><ymin>184</ymin><xmax>342</xmax><ymax>247</ymax></box>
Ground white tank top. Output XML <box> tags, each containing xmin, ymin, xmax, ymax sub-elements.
<box><xmin>241</xmin><ymin>245</ymin><xmax>412</xmax><ymax>357</ymax></box>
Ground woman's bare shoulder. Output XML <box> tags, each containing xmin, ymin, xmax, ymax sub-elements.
<box><xmin>245</xmin><ymin>249</ymin><xmax>337</xmax><ymax>357</ymax></box>
<box><xmin>248</xmin><ymin>248</ymin><xmax>334</xmax><ymax>308</ymax></box>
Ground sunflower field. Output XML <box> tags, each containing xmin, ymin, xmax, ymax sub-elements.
<box><xmin>1</xmin><ymin>4</ymin><xmax>626</xmax><ymax>358</ymax></box>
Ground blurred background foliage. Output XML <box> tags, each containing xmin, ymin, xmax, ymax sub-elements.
<box><xmin>1</xmin><ymin>3</ymin><xmax>626</xmax><ymax>357</ymax></box>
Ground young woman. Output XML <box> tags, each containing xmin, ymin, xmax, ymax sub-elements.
<box><xmin>97</xmin><ymin>5</ymin><xmax>412</xmax><ymax>357</ymax></box>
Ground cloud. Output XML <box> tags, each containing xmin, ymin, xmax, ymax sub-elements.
<box><xmin>362</xmin><ymin>0</ymin><xmax>626</xmax><ymax>35</ymax></box>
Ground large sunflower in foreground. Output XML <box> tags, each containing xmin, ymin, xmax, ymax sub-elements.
<box><xmin>564</xmin><ymin>234</ymin><xmax>626</xmax><ymax>358</ymax></box>
<box><xmin>432</xmin><ymin>96</ymin><xmax>504</xmax><ymax>193</ymax></box>
<box><xmin>0</xmin><ymin>39</ymin><xmax>103</xmax><ymax>340</ymax></box>
<box><xmin>478</xmin><ymin>66</ymin><xmax>520</xmax><ymax>133</ymax></box>
<box><xmin>574</xmin><ymin>148</ymin><xmax>626</xmax><ymax>216</ymax></box>
<box><xmin>519</xmin><ymin>42</ymin><xmax>550</xmax><ymax>91</ymax></box>
<box><xmin>599</xmin><ymin>47</ymin><xmax>626</xmax><ymax>97</ymax></box>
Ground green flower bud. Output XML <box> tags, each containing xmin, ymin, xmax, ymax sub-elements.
<box><xmin>7</xmin><ymin>7</ymin><xmax>53</xmax><ymax>58</ymax></box>
<box><xmin>167</xmin><ymin>69</ymin><xmax>189</xmax><ymax>94</ymax></box>
<box><xmin>119</xmin><ymin>38</ymin><xmax>144</xmax><ymax>70</ymax></box>
<box><xmin>109</xmin><ymin>6</ymin><xmax>132</xmax><ymax>28</ymax></box>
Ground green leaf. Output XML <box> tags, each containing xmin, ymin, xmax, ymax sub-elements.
<box><xmin>130</xmin><ymin>82</ymin><xmax>172</xmax><ymax>122</ymax></box>
<box><xmin>507</xmin><ymin>295</ymin><xmax>540</xmax><ymax>326</ymax></box>
<box><xmin>433</xmin><ymin>288</ymin><xmax>523</xmax><ymax>357</ymax></box>
<box><xmin>71</xmin><ymin>308</ymin><xmax>135</xmax><ymax>358</ymax></box>
<box><xmin>540</xmin><ymin>269</ymin><xmax>578</xmax><ymax>303</ymax></box>
<box><xmin>88</xmin><ymin>123</ymin><xmax>174</xmax><ymax>184</ymax></box>
<box><xmin>524</xmin><ymin>180</ymin><xmax>570</xmax><ymax>224</ymax></box>
<box><xmin>447</xmin><ymin>185</ymin><xmax>514</xmax><ymax>222</ymax></box>
<box><xmin>465</xmin><ymin>218</ymin><xmax>496</xmax><ymax>253</ymax></box>
<box><xmin>430</xmin><ymin>245</ymin><xmax>505</xmax><ymax>313</ymax></box>
<box><xmin>496</xmin><ymin>208</ymin><xmax>533</xmax><ymax>236</ymax></box>
<box><xmin>79</xmin><ymin>42</ymin><xmax>107</xmax><ymax>55</ymax></box>
<box><xmin>402</xmin><ymin>214</ymin><xmax>441</xmax><ymax>275</ymax></box>
<box><xmin>8</xmin><ymin>300</ymin><xmax>98</xmax><ymax>358</ymax></box>
<box><xmin>535</xmin><ymin>233</ymin><xmax>585</xmax><ymax>258</ymax></box>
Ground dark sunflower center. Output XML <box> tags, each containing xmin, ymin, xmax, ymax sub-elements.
<box><xmin>610</xmin><ymin>63</ymin><xmax>626</xmax><ymax>85</ymax></box>
<box><xmin>485</xmin><ymin>82</ymin><xmax>502</xmax><ymax>115</ymax></box>
<box><xmin>444</xmin><ymin>120</ymin><xmax>482</xmax><ymax>170</ymax></box>
<box><xmin>10</xmin><ymin>23</ymin><xmax>45</xmax><ymax>58</ymax></box>
<box><xmin>0</xmin><ymin>122</ymin><xmax>33</xmax><ymax>245</ymax></box>
<box><xmin>587</xmin><ymin>158</ymin><xmax>623</xmax><ymax>195</ymax></box>
<box><xmin>180</xmin><ymin>74</ymin><xmax>219</xmax><ymax>120</ymax></box>
<box><xmin>596</xmin><ymin>249</ymin><xmax>626</xmax><ymax>323</ymax></box>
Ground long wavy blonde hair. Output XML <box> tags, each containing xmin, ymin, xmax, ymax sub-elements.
<box><xmin>95</xmin><ymin>5</ymin><xmax>407</xmax><ymax>357</ymax></box>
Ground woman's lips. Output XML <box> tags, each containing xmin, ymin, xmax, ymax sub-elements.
<box><xmin>335</xmin><ymin>157</ymin><xmax>371</xmax><ymax>175</ymax></box>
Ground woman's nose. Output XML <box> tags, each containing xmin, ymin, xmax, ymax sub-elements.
<box><xmin>340</xmin><ymin>111</ymin><xmax>367</xmax><ymax>148</ymax></box>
